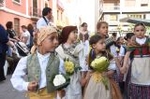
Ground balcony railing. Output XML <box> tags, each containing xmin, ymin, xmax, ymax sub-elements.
<box><xmin>103</xmin><ymin>5</ymin><xmax>120</xmax><ymax>12</ymax></box>
<box><xmin>0</xmin><ymin>0</ymin><xmax>4</xmax><ymax>7</ymax></box>
<box><xmin>30</xmin><ymin>7</ymin><xmax>41</xmax><ymax>20</ymax></box>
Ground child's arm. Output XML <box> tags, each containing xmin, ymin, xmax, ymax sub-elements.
<box><xmin>57</xmin><ymin>57</ymin><xmax>67</xmax><ymax>98</ymax></box>
<box><xmin>114</xmin><ymin>57</ymin><xmax>121</xmax><ymax>70</ymax></box>
<box><xmin>78</xmin><ymin>45</ymin><xmax>89</xmax><ymax>86</ymax></box>
<box><xmin>118</xmin><ymin>45</ymin><xmax>126</xmax><ymax>62</ymax></box>
<box><xmin>10</xmin><ymin>57</ymin><xmax>30</xmax><ymax>92</ymax></box>
<box><xmin>120</xmin><ymin>51</ymin><xmax>131</xmax><ymax>74</ymax></box>
<box><xmin>80</xmin><ymin>70</ymin><xmax>92</xmax><ymax>86</ymax></box>
<box><xmin>28</xmin><ymin>81</ymin><xmax>38</xmax><ymax>92</ymax></box>
<box><xmin>106</xmin><ymin>59</ymin><xmax>117</xmax><ymax>78</ymax></box>
<box><xmin>105</xmin><ymin>70</ymin><xmax>115</xmax><ymax>78</ymax></box>
<box><xmin>80</xmin><ymin>71</ymin><xmax>88</xmax><ymax>87</ymax></box>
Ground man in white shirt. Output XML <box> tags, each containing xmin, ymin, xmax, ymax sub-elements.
<box><xmin>36</xmin><ymin>7</ymin><xmax>53</xmax><ymax>29</ymax></box>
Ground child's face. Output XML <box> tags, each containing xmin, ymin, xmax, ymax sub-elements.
<box><xmin>83</xmin><ymin>24</ymin><xmax>88</xmax><ymax>31</ymax></box>
<box><xmin>68</xmin><ymin>30</ymin><xmax>78</xmax><ymax>42</ymax></box>
<box><xmin>97</xmin><ymin>23</ymin><xmax>108</xmax><ymax>36</ymax></box>
<box><xmin>128</xmin><ymin>35</ymin><xmax>135</xmax><ymax>45</ymax></box>
<box><xmin>41</xmin><ymin>32</ymin><xmax>58</xmax><ymax>52</ymax></box>
<box><xmin>119</xmin><ymin>37</ymin><xmax>124</xmax><ymax>44</ymax></box>
<box><xmin>134</xmin><ymin>25</ymin><xmax>145</xmax><ymax>39</ymax></box>
<box><xmin>93</xmin><ymin>39</ymin><xmax>106</xmax><ymax>52</ymax></box>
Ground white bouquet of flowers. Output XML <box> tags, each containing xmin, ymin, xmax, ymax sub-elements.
<box><xmin>53</xmin><ymin>74</ymin><xmax>66</xmax><ymax>86</ymax></box>
<box><xmin>52</xmin><ymin>74</ymin><xmax>70</xmax><ymax>90</ymax></box>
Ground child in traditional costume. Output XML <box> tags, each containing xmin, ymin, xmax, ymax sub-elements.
<box><xmin>121</xmin><ymin>23</ymin><xmax>150</xmax><ymax>99</ymax></box>
<box><xmin>119</xmin><ymin>33</ymin><xmax>135</xmax><ymax>96</ymax></box>
<box><xmin>84</xmin><ymin>35</ymin><xmax>122</xmax><ymax>99</ymax></box>
<box><xmin>96</xmin><ymin>21</ymin><xmax>121</xmax><ymax>73</ymax></box>
<box><xmin>56</xmin><ymin>26</ymin><xmax>87</xmax><ymax>99</ymax></box>
<box><xmin>11</xmin><ymin>26</ymin><xmax>65</xmax><ymax>99</ymax></box>
<box><xmin>84</xmin><ymin>21</ymin><xmax>122</xmax><ymax>99</ymax></box>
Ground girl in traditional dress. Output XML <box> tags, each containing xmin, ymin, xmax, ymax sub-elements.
<box><xmin>121</xmin><ymin>23</ymin><xmax>150</xmax><ymax>99</ymax></box>
<box><xmin>56</xmin><ymin>26</ymin><xmax>86</xmax><ymax>99</ymax></box>
<box><xmin>84</xmin><ymin>34</ymin><xmax>112</xmax><ymax>99</ymax></box>
<box><xmin>79</xmin><ymin>22</ymin><xmax>90</xmax><ymax>90</ymax></box>
<box><xmin>96</xmin><ymin>21</ymin><xmax>121</xmax><ymax>72</ymax></box>
<box><xmin>79</xmin><ymin>22</ymin><xmax>89</xmax><ymax>42</ymax></box>
<box><xmin>95</xmin><ymin>21</ymin><xmax>122</xmax><ymax>99</ymax></box>
<box><xmin>119</xmin><ymin>33</ymin><xmax>134</xmax><ymax>99</ymax></box>
<box><xmin>79</xmin><ymin>22</ymin><xmax>89</xmax><ymax>72</ymax></box>
<box><xmin>11</xmin><ymin>26</ymin><xmax>65</xmax><ymax>99</ymax></box>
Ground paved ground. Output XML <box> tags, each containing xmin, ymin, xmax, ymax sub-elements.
<box><xmin>0</xmin><ymin>75</ymin><xmax>29</xmax><ymax>99</ymax></box>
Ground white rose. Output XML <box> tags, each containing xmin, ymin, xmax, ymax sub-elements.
<box><xmin>53</xmin><ymin>74</ymin><xmax>66</xmax><ymax>86</ymax></box>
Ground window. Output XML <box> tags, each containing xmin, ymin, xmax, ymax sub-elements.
<box><xmin>128</xmin><ymin>14</ymin><xmax>142</xmax><ymax>19</ymax></box>
<box><xmin>14</xmin><ymin>18</ymin><xmax>20</xmax><ymax>36</ymax></box>
<box><xmin>141</xmin><ymin>0</ymin><xmax>149</xmax><ymax>6</ymax></box>
<box><xmin>141</xmin><ymin>4</ymin><xmax>148</xmax><ymax>6</ymax></box>
<box><xmin>143</xmin><ymin>14</ymin><xmax>146</xmax><ymax>19</ymax></box>
<box><xmin>57</xmin><ymin>10</ymin><xmax>59</xmax><ymax>20</ymax></box>
<box><xmin>13</xmin><ymin>0</ymin><xmax>21</xmax><ymax>3</ymax></box>
<box><xmin>0</xmin><ymin>0</ymin><xmax>4</xmax><ymax>4</ymax></box>
<box><xmin>110</xmin><ymin>14</ymin><xmax>118</xmax><ymax>21</ymax></box>
<box><xmin>0</xmin><ymin>0</ymin><xmax>4</xmax><ymax>7</ymax></box>
<box><xmin>33</xmin><ymin>0</ymin><xmax>37</xmax><ymax>16</ymax></box>
<box><xmin>114</xmin><ymin>3</ymin><xmax>120</xmax><ymax>10</ymax></box>
<box><xmin>61</xmin><ymin>12</ymin><xmax>63</xmax><ymax>20</ymax></box>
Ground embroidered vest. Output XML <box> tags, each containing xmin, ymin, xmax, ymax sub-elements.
<box><xmin>129</xmin><ymin>37</ymin><xmax>150</xmax><ymax>85</ymax></box>
<box><xmin>129</xmin><ymin>37</ymin><xmax>150</xmax><ymax>58</ymax></box>
<box><xmin>27</xmin><ymin>52</ymin><xmax>60</xmax><ymax>93</ymax></box>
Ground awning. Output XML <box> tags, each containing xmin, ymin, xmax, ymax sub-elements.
<box><xmin>120</xmin><ymin>17</ymin><xmax>150</xmax><ymax>26</ymax></box>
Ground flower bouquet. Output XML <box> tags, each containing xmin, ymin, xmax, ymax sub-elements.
<box><xmin>52</xmin><ymin>74</ymin><xmax>70</xmax><ymax>90</ymax></box>
<box><xmin>91</xmin><ymin>56</ymin><xmax>109</xmax><ymax>72</ymax></box>
<box><xmin>64</xmin><ymin>58</ymin><xmax>81</xmax><ymax>76</ymax></box>
<box><xmin>90</xmin><ymin>56</ymin><xmax>110</xmax><ymax>90</ymax></box>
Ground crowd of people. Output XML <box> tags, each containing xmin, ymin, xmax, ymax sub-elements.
<box><xmin>0</xmin><ymin>7</ymin><xmax>150</xmax><ymax>99</ymax></box>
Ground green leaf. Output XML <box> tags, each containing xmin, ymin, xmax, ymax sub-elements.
<box><xmin>101</xmin><ymin>76</ymin><xmax>109</xmax><ymax>90</ymax></box>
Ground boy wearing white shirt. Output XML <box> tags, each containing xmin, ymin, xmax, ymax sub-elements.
<box><xmin>11</xmin><ymin>26</ymin><xmax>65</xmax><ymax>99</ymax></box>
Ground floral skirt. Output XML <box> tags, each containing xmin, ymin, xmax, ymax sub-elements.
<box><xmin>129</xmin><ymin>83</ymin><xmax>150</xmax><ymax>99</ymax></box>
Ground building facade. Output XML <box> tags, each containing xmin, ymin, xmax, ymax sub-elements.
<box><xmin>0</xmin><ymin>0</ymin><xmax>66</xmax><ymax>35</ymax></box>
<box><xmin>100</xmin><ymin>0</ymin><xmax>150</xmax><ymax>34</ymax></box>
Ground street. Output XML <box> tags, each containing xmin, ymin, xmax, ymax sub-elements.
<box><xmin>0</xmin><ymin>75</ymin><xmax>28</xmax><ymax>99</ymax></box>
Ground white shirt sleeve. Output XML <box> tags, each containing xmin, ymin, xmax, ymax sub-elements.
<box><xmin>78</xmin><ymin>44</ymin><xmax>88</xmax><ymax>71</ymax></box>
<box><xmin>119</xmin><ymin>45</ymin><xmax>125</xmax><ymax>56</ymax></box>
<box><xmin>36</xmin><ymin>18</ymin><xmax>47</xmax><ymax>29</ymax></box>
<box><xmin>59</xmin><ymin>57</ymin><xmax>66</xmax><ymax>74</ymax></box>
<box><xmin>84</xmin><ymin>40</ymin><xmax>90</xmax><ymax>56</ymax></box>
<box><xmin>79</xmin><ymin>51</ymin><xmax>88</xmax><ymax>71</ymax></box>
<box><xmin>10</xmin><ymin>57</ymin><xmax>29</xmax><ymax>92</ymax></box>
<box><xmin>108</xmin><ymin>60</ymin><xmax>117</xmax><ymax>71</ymax></box>
<box><xmin>110</xmin><ymin>45</ymin><xmax>118</xmax><ymax>57</ymax></box>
